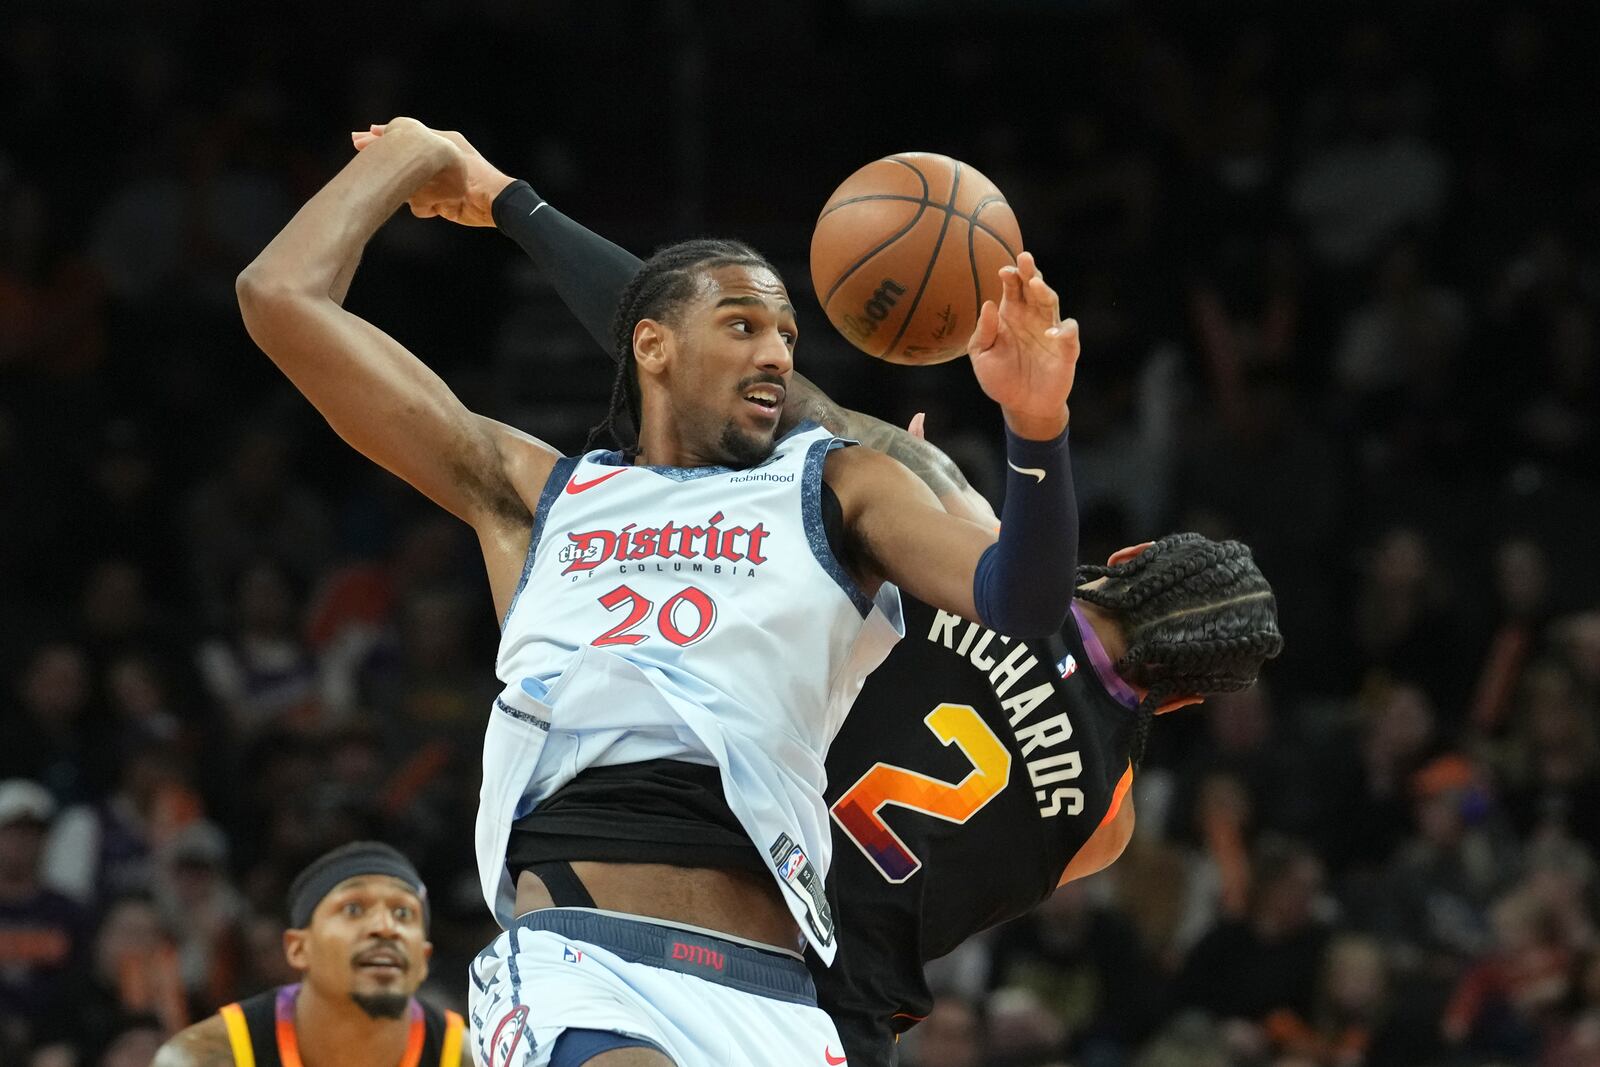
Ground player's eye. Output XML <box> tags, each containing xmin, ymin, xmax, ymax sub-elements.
<box><xmin>342</xmin><ymin>902</ymin><xmax>364</xmax><ymax>917</ymax></box>
<box><xmin>393</xmin><ymin>906</ymin><xmax>413</xmax><ymax>922</ymax></box>
<box><xmin>729</xmin><ymin>319</ymin><xmax>750</xmax><ymax>333</ymax></box>
<box><xmin>780</xmin><ymin>331</ymin><xmax>797</xmax><ymax>346</ymax></box>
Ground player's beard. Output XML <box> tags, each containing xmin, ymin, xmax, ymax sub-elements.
<box><xmin>349</xmin><ymin>991</ymin><xmax>410</xmax><ymax>1019</ymax></box>
<box><xmin>717</xmin><ymin>419</ymin><xmax>774</xmax><ymax>469</ymax></box>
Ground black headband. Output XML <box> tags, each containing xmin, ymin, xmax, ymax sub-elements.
<box><xmin>287</xmin><ymin>842</ymin><xmax>429</xmax><ymax>930</ymax></box>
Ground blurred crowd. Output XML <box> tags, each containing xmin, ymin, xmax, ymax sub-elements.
<box><xmin>2</xmin><ymin>2</ymin><xmax>1597</xmax><ymax>1066</ymax></box>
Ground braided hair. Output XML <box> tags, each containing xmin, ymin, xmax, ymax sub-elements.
<box><xmin>587</xmin><ymin>238</ymin><xmax>779</xmax><ymax>454</ymax></box>
<box><xmin>1074</xmin><ymin>532</ymin><xmax>1284</xmax><ymax>768</ymax></box>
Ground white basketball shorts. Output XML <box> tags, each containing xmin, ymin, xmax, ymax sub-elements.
<box><xmin>467</xmin><ymin>908</ymin><xmax>851</xmax><ymax>1067</ymax></box>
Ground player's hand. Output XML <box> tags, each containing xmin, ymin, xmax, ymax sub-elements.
<box><xmin>353</xmin><ymin>121</ymin><xmax>514</xmax><ymax>227</ymax></box>
<box><xmin>966</xmin><ymin>252</ymin><xmax>1078</xmax><ymax>439</ymax></box>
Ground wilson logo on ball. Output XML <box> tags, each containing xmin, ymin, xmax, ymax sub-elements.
<box><xmin>812</xmin><ymin>152</ymin><xmax>1022</xmax><ymax>364</ymax></box>
<box><xmin>841</xmin><ymin>278</ymin><xmax>907</xmax><ymax>344</ymax></box>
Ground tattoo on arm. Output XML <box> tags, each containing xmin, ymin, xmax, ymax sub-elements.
<box><xmin>842</xmin><ymin>414</ymin><xmax>970</xmax><ymax>497</ymax></box>
<box><xmin>788</xmin><ymin>371</ymin><xmax>972</xmax><ymax>497</ymax></box>
<box><xmin>153</xmin><ymin>1018</ymin><xmax>236</xmax><ymax>1067</ymax></box>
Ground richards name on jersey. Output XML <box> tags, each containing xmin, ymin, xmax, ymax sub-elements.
<box><xmin>926</xmin><ymin>609</ymin><xmax>1085</xmax><ymax>819</ymax></box>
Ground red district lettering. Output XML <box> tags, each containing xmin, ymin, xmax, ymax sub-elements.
<box><xmin>562</xmin><ymin>512</ymin><xmax>769</xmax><ymax>575</ymax></box>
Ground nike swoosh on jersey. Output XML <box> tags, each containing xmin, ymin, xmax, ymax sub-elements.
<box><xmin>824</xmin><ymin>1047</ymin><xmax>847</xmax><ymax>1065</ymax></box>
<box><xmin>565</xmin><ymin>468</ymin><xmax>628</xmax><ymax>495</ymax></box>
<box><xmin>1007</xmin><ymin>460</ymin><xmax>1046</xmax><ymax>483</ymax></box>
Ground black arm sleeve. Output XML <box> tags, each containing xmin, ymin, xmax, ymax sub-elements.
<box><xmin>972</xmin><ymin>425</ymin><xmax>1078</xmax><ymax>637</ymax></box>
<box><xmin>491</xmin><ymin>180</ymin><xmax>644</xmax><ymax>355</ymax></box>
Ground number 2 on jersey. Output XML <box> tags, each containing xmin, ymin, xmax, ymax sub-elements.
<box><xmin>830</xmin><ymin>703</ymin><xmax>1011</xmax><ymax>883</ymax></box>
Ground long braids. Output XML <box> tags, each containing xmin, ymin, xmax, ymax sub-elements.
<box><xmin>1074</xmin><ymin>533</ymin><xmax>1284</xmax><ymax>768</ymax></box>
<box><xmin>586</xmin><ymin>238</ymin><xmax>778</xmax><ymax>455</ymax></box>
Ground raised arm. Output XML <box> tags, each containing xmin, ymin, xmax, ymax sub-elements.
<box><xmin>789</xmin><ymin>387</ymin><xmax>997</xmax><ymax>526</ymax></box>
<box><xmin>832</xmin><ymin>253</ymin><xmax>1080</xmax><ymax>636</ymax></box>
<box><xmin>353</xmin><ymin>122</ymin><xmax>997</xmax><ymax>526</ymax></box>
<box><xmin>489</xmin><ymin>177</ymin><xmax>992</xmax><ymax>521</ymax></box>
<box><xmin>236</xmin><ymin>118</ymin><xmax>556</xmax><ymax>535</ymax></box>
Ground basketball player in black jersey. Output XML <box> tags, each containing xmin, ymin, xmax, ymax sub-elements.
<box><xmin>153</xmin><ymin>842</ymin><xmax>469</xmax><ymax>1067</ymax></box>
<box><xmin>357</xmin><ymin>123</ymin><xmax>1285</xmax><ymax>1066</ymax></box>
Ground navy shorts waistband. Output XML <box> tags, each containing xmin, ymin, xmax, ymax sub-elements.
<box><xmin>510</xmin><ymin>909</ymin><xmax>817</xmax><ymax>1007</ymax></box>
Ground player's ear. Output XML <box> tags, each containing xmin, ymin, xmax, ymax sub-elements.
<box><xmin>633</xmin><ymin>319</ymin><xmax>671</xmax><ymax>378</ymax></box>
<box><xmin>283</xmin><ymin>928</ymin><xmax>310</xmax><ymax>971</ymax></box>
<box><xmin>1106</xmin><ymin>541</ymin><xmax>1154</xmax><ymax>568</ymax></box>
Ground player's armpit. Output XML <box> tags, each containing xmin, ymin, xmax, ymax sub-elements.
<box><xmin>152</xmin><ymin>1016</ymin><xmax>236</xmax><ymax>1067</ymax></box>
<box><xmin>1058</xmin><ymin>770</ymin><xmax>1135</xmax><ymax>886</ymax></box>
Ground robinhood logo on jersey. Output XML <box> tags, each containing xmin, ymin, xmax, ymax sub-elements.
<box><xmin>559</xmin><ymin>511</ymin><xmax>771</xmax><ymax>578</ymax></box>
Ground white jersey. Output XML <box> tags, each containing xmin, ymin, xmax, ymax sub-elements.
<box><xmin>475</xmin><ymin>422</ymin><xmax>903</xmax><ymax>962</ymax></box>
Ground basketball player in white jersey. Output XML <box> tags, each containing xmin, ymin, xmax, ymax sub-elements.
<box><xmin>237</xmin><ymin>117</ymin><xmax>1082</xmax><ymax>1067</ymax></box>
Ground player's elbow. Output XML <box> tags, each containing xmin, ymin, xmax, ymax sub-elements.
<box><xmin>236</xmin><ymin>264</ymin><xmax>317</xmax><ymax>333</ymax></box>
<box><xmin>236</xmin><ymin>263</ymin><xmax>290</xmax><ymax>310</ymax></box>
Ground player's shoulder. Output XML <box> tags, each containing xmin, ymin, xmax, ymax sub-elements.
<box><xmin>821</xmin><ymin>437</ymin><xmax>918</xmax><ymax>487</ymax></box>
<box><xmin>152</xmin><ymin>1013</ymin><xmax>236</xmax><ymax>1067</ymax></box>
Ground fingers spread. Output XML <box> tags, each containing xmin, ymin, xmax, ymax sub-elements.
<box><xmin>1027</xmin><ymin>274</ymin><xmax>1059</xmax><ymax>319</ymax></box>
<box><xmin>998</xmin><ymin>265</ymin><xmax>1023</xmax><ymax>306</ymax></box>
<box><xmin>967</xmin><ymin>299</ymin><xmax>999</xmax><ymax>354</ymax></box>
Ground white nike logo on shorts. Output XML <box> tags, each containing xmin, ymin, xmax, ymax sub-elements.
<box><xmin>1008</xmin><ymin>461</ymin><xmax>1046</xmax><ymax>483</ymax></box>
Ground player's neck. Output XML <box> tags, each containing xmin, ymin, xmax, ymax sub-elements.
<box><xmin>1074</xmin><ymin>598</ymin><xmax>1125</xmax><ymax>660</ymax></box>
<box><xmin>293</xmin><ymin>983</ymin><xmax>412</xmax><ymax>1067</ymax></box>
<box><xmin>1074</xmin><ymin>598</ymin><xmax>1140</xmax><ymax>693</ymax></box>
<box><xmin>633</xmin><ymin>412</ymin><xmax>698</xmax><ymax>468</ymax></box>
<box><xmin>634</xmin><ymin>424</ymin><xmax>726</xmax><ymax>469</ymax></box>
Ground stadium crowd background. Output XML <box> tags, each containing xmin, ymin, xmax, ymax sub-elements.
<box><xmin>3</xmin><ymin>2</ymin><xmax>1598</xmax><ymax>1065</ymax></box>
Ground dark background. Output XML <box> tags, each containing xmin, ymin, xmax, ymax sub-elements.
<box><xmin>3</xmin><ymin>2</ymin><xmax>1599</xmax><ymax>1065</ymax></box>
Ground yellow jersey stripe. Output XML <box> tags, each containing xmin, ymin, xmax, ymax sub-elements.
<box><xmin>219</xmin><ymin>1003</ymin><xmax>256</xmax><ymax>1067</ymax></box>
<box><xmin>440</xmin><ymin>1010</ymin><xmax>466</xmax><ymax>1067</ymax></box>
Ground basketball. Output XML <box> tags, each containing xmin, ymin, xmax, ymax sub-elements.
<box><xmin>810</xmin><ymin>153</ymin><xmax>1023</xmax><ymax>365</ymax></box>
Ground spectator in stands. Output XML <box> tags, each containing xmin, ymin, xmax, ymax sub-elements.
<box><xmin>0</xmin><ymin>781</ymin><xmax>88</xmax><ymax>1062</ymax></box>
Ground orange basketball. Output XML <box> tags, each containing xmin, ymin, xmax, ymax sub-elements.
<box><xmin>810</xmin><ymin>153</ymin><xmax>1022</xmax><ymax>365</ymax></box>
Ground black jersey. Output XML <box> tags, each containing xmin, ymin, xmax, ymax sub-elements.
<box><xmin>813</xmin><ymin>594</ymin><xmax>1136</xmax><ymax>1066</ymax></box>
<box><xmin>218</xmin><ymin>982</ymin><xmax>464</xmax><ymax>1067</ymax></box>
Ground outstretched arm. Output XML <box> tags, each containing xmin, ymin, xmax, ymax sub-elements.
<box><xmin>492</xmin><ymin>181</ymin><xmax>990</xmax><ymax>518</ymax></box>
<box><xmin>833</xmin><ymin>253</ymin><xmax>1079</xmax><ymax>635</ymax></box>
<box><xmin>790</xmin><ymin>391</ymin><xmax>997</xmax><ymax>526</ymax></box>
<box><xmin>354</xmin><ymin>123</ymin><xmax>994</xmax><ymax>523</ymax></box>
<box><xmin>237</xmin><ymin>119</ymin><xmax>556</xmax><ymax>537</ymax></box>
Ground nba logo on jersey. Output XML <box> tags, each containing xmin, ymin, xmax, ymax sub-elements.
<box><xmin>1057</xmin><ymin>654</ymin><xmax>1078</xmax><ymax>679</ymax></box>
<box><xmin>779</xmin><ymin>846</ymin><xmax>807</xmax><ymax>880</ymax></box>
<box><xmin>562</xmin><ymin>945</ymin><xmax>583</xmax><ymax>964</ymax></box>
